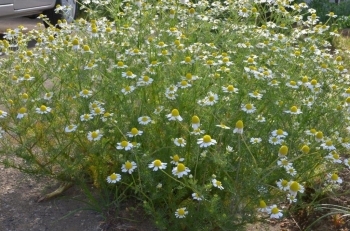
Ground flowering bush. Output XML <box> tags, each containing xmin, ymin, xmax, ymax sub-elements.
<box><xmin>1</xmin><ymin>0</ymin><xmax>350</xmax><ymax>230</ymax></box>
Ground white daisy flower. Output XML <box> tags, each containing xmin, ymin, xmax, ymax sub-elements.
<box><xmin>121</xmin><ymin>161</ymin><xmax>137</xmax><ymax>174</ymax></box>
<box><xmin>148</xmin><ymin>159</ymin><xmax>167</xmax><ymax>171</ymax></box>
<box><xmin>212</xmin><ymin>179</ymin><xmax>224</xmax><ymax>190</ymax></box>
<box><xmin>175</xmin><ymin>207</ymin><xmax>188</xmax><ymax>218</ymax></box>
<box><xmin>172</xmin><ymin>163</ymin><xmax>190</xmax><ymax>178</ymax></box>
<box><xmin>166</xmin><ymin>109</ymin><xmax>183</xmax><ymax>121</ymax></box>
<box><xmin>269</xmin><ymin>205</ymin><xmax>283</xmax><ymax>219</ymax></box>
<box><xmin>87</xmin><ymin>130</ymin><xmax>103</xmax><ymax>141</ymax></box>
<box><xmin>65</xmin><ymin>124</ymin><xmax>77</xmax><ymax>133</ymax></box>
<box><xmin>138</xmin><ymin>116</ymin><xmax>152</xmax><ymax>125</ymax></box>
<box><xmin>35</xmin><ymin>105</ymin><xmax>52</xmax><ymax>114</ymax></box>
<box><xmin>174</xmin><ymin>138</ymin><xmax>186</xmax><ymax>147</ymax></box>
<box><xmin>106</xmin><ymin>173</ymin><xmax>121</xmax><ymax>183</ymax></box>
<box><xmin>116</xmin><ymin>141</ymin><xmax>133</xmax><ymax>150</ymax></box>
<box><xmin>197</xmin><ymin>135</ymin><xmax>217</xmax><ymax>148</ymax></box>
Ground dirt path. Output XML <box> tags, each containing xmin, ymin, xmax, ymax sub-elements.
<box><xmin>0</xmin><ymin>165</ymin><xmax>104</xmax><ymax>231</ymax></box>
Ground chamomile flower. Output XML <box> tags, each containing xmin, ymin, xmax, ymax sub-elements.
<box><xmin>192</xmin><ymin>192</ymin><xmax>203</xmax><ymax>201</ymax></box>
<box><xmin>271</xmin><ymin>129</ymin><xmax>288</xmax><ymax>138</ymax></box>
<box><xmin>216</xmin><ymin>123</ymin><xmax>230</xmax><ymax>129</ymax></box>
<box><xmin>175</xmin><ymin>207</ymin><xmax>188</xmax><ymax>218</ymax></box>
<box><xmin>278</xmin><ymin>145</ymin><xmax>289</xmax><ymax>158</ymax></box>
<box><xmin>121</xmin><ymin>161</ymin><xmax>137</xmax><ymax>174</ymax></box>
<box><xmin>289</xmin><ymin>181</ymin><xmax>304</xmax><ymax>196</ymax></box>
<box><xmin>116</xmin><ymin>140</ymin><xmax>133</xmax><ymax>150</ymax></box>
<box><xmin>106</xmin><ymin>173</ymin><xmax>121</xmax><ymax>183</ymax></box>
<box><xmin>121</xmin><ymin>85</ymin><xmax>135</xmax><ymax>95</ymax></box>
<box><xmin>197</xmin><ymin>135</ymin><xmax>217</xmax><ymax>148</ymax></box>
<box><xmin>166</xmin><ymin>109</ymin><xmax>183</xmax><ymax>121</ymax></box>
<box><xmin>286</xmin><ymin>81</ymin><xmax>299</xmax><ymax>89</ymax></box>
<box><xmin>285</xmin><ymin>106</ymin><xmax>302</xmax><ymax>114</ymax></box>
<box><xmin>233</xmin><ymin>120</ymin><xmax>244</xmax><ymax>134</ymax></box>
<box><xmin>277</xmin><ymin>179</ymin><xmax>290</xmax><ymax>191</ymax></box>
<box><xmin>269</xmin><ymin>136</ymin><xmax>282</xmax><ymax>145</ymax></box>
<box><xmin>286</xmin><ymin>166</ymin><xmax>297</xmax><ymax>176</ymax></box>
<box><xmin>249</xmin><ymin>91</ymin><xmax>263</xmax><ymax>100</ymax></box>
<box><xmin>256</xmin><ymin>115</ymin><xmax>266</xmax><ymax>122</ymax></box>
<box><xmin>241</xmin><ymin>103</ymin><xmax>256</xmax><ymax>113</ymax></box>
<box><xmin>320</xmin><ymin>140</ymin><xmax>336</xmax><ymax>150</ymax></box>
<box><xmin>191</xmin><ymin>115</ymin><xmax>201</xmax><ymax>129</ymax></box>
<box><xmin>328</xmin><ymin>173</ymin><xmax>342</xmax><ymax>184</ymax></box>
<box><xmin>257</xmin><ymin>200</ymin><xmax>269</xmax><ymax>213</ymax></box>
<box><xmin>287</xmin><ymin>194</ymin><xmax>297</xmax><ymax>203</ymax></box>
<box><xmin>80</xmin><ymin>113</ymin><xmax>93</xmax><ymax>121</ymax></box>
<box><xmin>269</xmin><ymin>205</ymin><xmax>283</xmax><ymax>219</ymax></box>
<box><xmin>172</xmin><ymin>163</ymin><xmax>190</xmax><ymax>178</ymax></box>
<box><xmin>43</xmin><ymin>92</ymin><xmax>53</xmax><ymax>100</ymax></box>
<box><xmin>79</xmin><ymin>89</ymin><xmax>93</xmax><ymax>98</ymax></box>
<box><xmin>121</xmin><ymin>71</ymin><xmax>137</xmax><ymax>79</ymax></box>
<box><xmin>0</xmin><ymin>110</ymin><xmax>8</xmax><ymax>118</ymax></box>
<box><xmin>203</xmin><ymin>92</ymin><xmax>219</xmax><ymax>106</ymax></box>
<box><xmin>325</xmin><ymin>151</ymin><xmax>342</xmax><ymax>163</ymax></box>
<box><xmin>36</xmin><ymin>105</ymin><xmax>52</xmax><ymax>114</ymax></box>
<box><xmin>222</xmin><ymin>85</ymin><xmax>238</xmax><ymax>93</ymax></box>
<box><xmin>212</xmin><ymin>179</ymin><xmax>224</xmax><ymax>190</ymax></box>
<box><xmin>170</xmin><ymin>154</ymin><xmax>184</xmax><ymax>165</ymax></box>
<box><xmin>250</xmin><ymin>137</ymin><xmax>262</xmax><ymax>144</ymax></box>
<box><xmin>148</xmin><ymin>159</ymin><xmax>167</xmax><ymax>171</ymax></box>
<box><xmin>277</xmin><ymin>158</ymin><xmax>293</xmax><ymax>169</ymax></box>
<box><xmin>138</xmin><ymin>116</ymin><xmax>152</xmax><ymax>125</ymax></box>
<box><xmin>174</xmin><ymin>138</ymin><xmax>186</xmax><ymax>147</ymax></box>
<box><xmin>126</xmin><ymin>128</ymin><xmax>143</xmax><ymax>137</ymax></box>
<box><xmin>87</xmin><ymin>130</ymin><xmax>103</xmax><ymax>141</ymax></box>
<box><xmin>17</xmin><ymin>107</ymin><xmax>27</xmax><ymax>119</ymax></box>
<box><xmin>65</xmin><ymin>124</ymin><xmax>77</xmax><ymax>133</ymax></box>
<box><xmin>137</xmin><ymin>75</ymin><xmax>153</xmax><ymax>86</ymax></box>
<box><xmin>153</xmin><ymin>106</ymin><xmax>164</xmax><ymax>115</ymax></box>
<box><xmin>191</xmin><ymin>128</ymin><xmax>205</xmax><ymax>135</ymax></box>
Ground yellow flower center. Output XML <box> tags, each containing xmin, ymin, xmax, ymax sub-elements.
<box><xmin>125</xmin><ymin>161</ymin><xmax>133</xmax><ymax>170</ymax></box>
<box><xmin>181</xmin><ymin>80</ymin><xmax>188</xmax><ymax>86</ymax></box>
<box><xmin>301</xmin><ymin>145</ymin><xmax>310</xmax><ymax>154</ymax></box>
<box><xmin>82</xmin><ymin>89</ymin><xmax>89</xmax><ymax>95</ymax></box>
<box><xmin>331</xmin><ymin>173</ymin><xmax>339</xmax><ymax>181</ymax></box>
<box><xmin>245</xmin><ymin>104</ymin><xmax>253</xmax><ymax>110</ymax></box>
<box><xmin>316</xmin><ymin>132</ymin><xmax>323</xmax><ymax>139</ymax></box>
<box><xmin>91</xmin><ymin>131</ymin><xmax>98</xmax><ymax>138</ymax></box>
<box><xmin>178</xmin><ymin>208</ymin><xmax>185</xmax><ymax>216</ymax></box>
<box><xmin>227</xmin><ymin>85</ymin><xmax>234</xmax><ymax>91</ymax></box>
<box><xmin>215</xmin><ymin>180</ymin><xmax>222</xmax><ymax>187</ymax></box>
<box><xmin>203</xmin><ymin>135</ymin><xmax>212</xmax><ymax>143</ymax></box>
<box><xmin>94</xmin><ymin>108</ymin><xmax>101</xmax><ymax>114</ymax></box>
<box><xmin>18</xmin><ymin>107</ymin><xmax>27</xmax><ymax>114</ymax></box>
<box><xmin>311</xmin><ymin>79</ymin><xmax>317</xmax><ymax>85</ymax></box>
<box><xmin>158</xmin><ymin>42</ymin><xmax>164</xmax><ymax>46</ymax></box>
<box><xmin>185</xmin><ymin>57</ymin><xmax>191</xmax><ymax>63</ymax></box>
<box><xmin>289</xmin><ymin>81</ymin><xmax>296</xmax><ymax>86</ymax></box>
<box><xmin>177</xmin><ymin>163</ymin><xmax>186</xmax><ymax>172</ymax></box>
<box><xmin>325</xmin><ymin>140</ymin><xmax>333</xmax><ymax>146</ymax></box>
<box><xmin>126</xmin><ymin>71</ymin><xmax>133</xmax><ymax>76</ymax></box>
<box><xmin>279</xmin><ymin>145</ymin><xmax>288</xmax><ymax>155</ymax></box>
<box><xmin>259</xmin><ymin>200</ymin><xmax>267</xmax><ymax>208</ymax></box>
<box><xmin>117</xmin><ymin>61</ymin><xmax>124</xmax><ymax>66</ymax></box>
<box><xmin>290</xmin><ymin>106</ymin><xmax>298</xmax><ymax>113</ymax></box>
<box><xmin>131</xmin><ymin>128</ymin><xmax>139</xmax><ymax>135</ymax></box>
<box><xmin>281</xmin><ymin>180</ymin><xmax>288</xmax><ymax>187</ymax></box>
<box><xmin>192</xmin><ymin>116</ymin><xmax>200</xmax><ymax>123</ymax></box>
<box><xmin>143</xmin><ymin>76</ymin><xmax>149</xmax><ymax>81</ymax></box>
<box><xmin>40</xmin><ymin>105</ymin><xmax>47</xmax><ymax>111</ymax></box>
<box><xmin>171</xmin><ymin>109</ymin><xmax>179</xmax><ymax>117</ymax></box>
<box><xmin>110</xmin><ymin>173</ymin><xmax>117</xmax><ymax>180</ymax></box>
<box><xmin>332</xmin><ymin>152</ymin><xmax>339</xmax><ymax>159</ymax></box>
<box><xmin>276</xmin><ymin>129</ymin><xmax>284</xmax><ymax>136</ymax></box>
<box><xmin>236</xmin><ymin>120</ymin><xmax>243</xmax><ymax>129</ymax></box>
<box><xmin>186</xmin><ymin>73</ymin><xmax>192</xmax><ymax>80</ymax></box>
<box><xmin>172</xmin><ymin>155</ymin><xmax>180</xmax><ymax>162</ymax></box>
<box><xmin>290</xmin><ymin>181</ymin><xmax>300</xmax><ymax>192</ymax></box>
<box><xmin>271</xmin><ymin>207</ymin><xmax>279</xmax><ymax>214</ymax></box>
<box><xmin>154</xmin><ymin>160</ymin><xmax>162</xmax><ymax>167</ymax></box>
<box><xmin>121</xmin><ymin>141</ymin><xmax>129</xmax><ymax>147</ymax></box>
